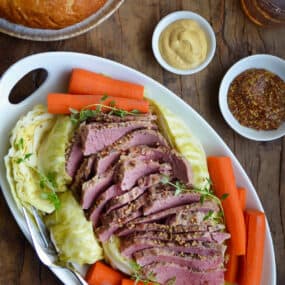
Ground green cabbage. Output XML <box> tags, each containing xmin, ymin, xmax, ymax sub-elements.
<box><xmin>103</xmin><ymin>235</ymin><xmax>133</xmax><ymax>275</ymax></box>
<box><xmin>44</xmin><ymin>191</ymin><xmax>103</xmax><ymax>265</ymax></box>
<box><xmin>150</xmin><ymin>100</ymin><xmax>209</xmax><ymax>188</ymax></box>
<box><xmin>4</xmin><ymin>105</ymin><xmax>56</xmax><ymax>212</ymax></box>
<box><xmin>37</xmin><ymin>115</ymin><xmax>74</xmax><ymax>192</ymax></box>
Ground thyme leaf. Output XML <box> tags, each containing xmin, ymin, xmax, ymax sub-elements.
<box><xmin>15</xmin><ymin>138</ymin><xmax>24</xmax><ymax>150</ymax></box>
<box><xmin>161</xmin><ymin>175</ymin><xmax>186</xmax><ymax>196</ymax></box>
<box><xmin>130</xmin><ymin>260</ymin><xmax>159</xmax><ymax>285</ymax></box>
<box><xmin>39</xmin><ymin>171</ymin><xmax>60</xmax><ymax>210</ymax></box>
<box><xmin>221</xmin><ymin>193</ymin><xmax>229</xmax><ymax>200</ymax></box>
<box><xmin>100</xmin><ymin>94</ymin><xmax>109</xmax><ymax>102</ymax></box>
<box><xmin>16</xmin><ymin>153</ymin><xmax>33</xmax><ymax>164</ymax></box>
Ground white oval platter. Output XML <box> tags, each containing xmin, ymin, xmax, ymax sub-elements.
<box><xmin>0</xmin><ymin>52</ymin><xmax>276</xmax><ymax>285</ymax></box>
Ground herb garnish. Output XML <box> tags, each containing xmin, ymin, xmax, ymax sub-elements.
<box><xmin>130</xmin><ymin>260</ymin><xmax>159</xmax><ymax>285</ymax></box>
<box><xmin>15</xmin><ymin>138</ymin><xmax>24</xmax><ymax>150</ymax></box>
<box><xmin>161</xmin><ymin>175</ymin><xmax>186</xmax><ymax>196</ymax></box>
<box><xmin>221</xmin><ymin>193</ymin><xmax>229</xmax><ymax>200</ymax></box>
<box><xmin>203</xmin><ymin>210</ymin><xmax>223</xmax><ymax>223</ymax></box>
<box><xmin>39</xmin><ymin>171</ymin><xmax>61</xmax><ymax>210</ymax></box>
<box><xmin>16</xmin><ymin>153</ymin><xmax>33</xmax><ymax>164</ymax></box>
<box><xmin>70</xmin><ymin>95</ymin><xmax>141</xmax><ymax>125</ymax></box>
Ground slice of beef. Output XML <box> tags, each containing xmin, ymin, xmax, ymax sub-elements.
<box><xmin>142</xmin><ymin>263</ymin><xmax>224</xmax><ymax>285</ymax></box>
<box><xmin>127</xmin><ymin>231</ymin><xmax>230</xmax><ymax>245</ymax></box>
<box><xmin>116</xmin><ymin>223</ymin><xmax>225</xmax><ymax>237</ymax></box>
<box><xmin>72</xmin><ymin>155</ymin><xmax>96</xmax><ymax>192</ymax></box>
<box><xmin>143</xmin><ymin>187</ymin><xmax>201</xmax><ymax>215</ymax></box>
<box><xmin>106</xmin><ymin>173</ymin><xmax>171</xmax><ymax>214</ymax></box>
<box><xmin>65</xmin><ymin>133</ymin><xmax>83</xmax><ymax>178</ymax></box>
<box><xmin>89</xmin><ymin>184</ymin><xmax>123</xmax><ymax>227</ymax></box>
<box><xmin>134</xmin><ymin>248</ymin><xmax>224</xmax><ymax>270</ymax></box>
<box><xmin>81</xmin><ymin>167</ymin><xmax>114</xmax><ymax>209</ymax></box>
<box><xmin>80</xmin><ymin>121</ymin><xmax>157</xmax><ymax>155</ymax></box>
<box><xmin>167</xmin><ymin>204</ymin><xmax>221</xmax><ymax>226</ymax></box>
<box><xmin>87</xmin><ymin>113</ymin><xmax>157</xmax><ymax>123</ymax></box>
<box><xmin>96</xmin><ymin>210</ymin><xmax>142</xmax><ymax>242</ymax></box>
<box><xmin>101</xmin><ymin>194</ymin><xmax>146</xmax><ymax>225</ymax></box>
<box><xmin>120</xmin><ymin>236</ymin><xmax>226</xmax><ymax>258</ymax></box>
<box><xmin>95</xmin><ymin>129</ymin><xmax>169</xmax><ymax>175</ymax></box>
<box><xmin>117</xmin><ymin>158</ymin><xmax>172</xmax><ymax>191</ymax></box>
<box><xmin>122</xmin><ymin>145</ymin><xmax>193</xmax><ymax>185</ymax></box>
<box><xmin>131</xmin><ymin>201</ymin><xmax>220</xmax><ymax>225</ymax></box>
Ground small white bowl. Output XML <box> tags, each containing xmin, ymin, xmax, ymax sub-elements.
<box><xmin>152</xmin><ymin>11</ymin><xmax>216</xmax><ymax>75</ymax></box>
<box><xmin>219</xmin><ymin>54</ymin><xmax>285</xmax><ymax>141</ymax></box>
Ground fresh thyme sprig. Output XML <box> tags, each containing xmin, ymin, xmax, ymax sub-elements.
<box><xmin>161</xmin><ymin>175</ymin><xmax>186</xmax><ymax>196</ymax></box>
<box><xmin>16</xmin><ymin>153</ymin><xmax>33</xmax><ymax>164</ymax></box>
<box><xmin>70</xmin><ymin>95</ymin><xmax>141</xmax><ymax>124</ymax></box>
<box><xmin>130</xmin><ymin>260</ymin><xmax>159</xmax><ymax>285</ymax></box>
<box><xmin>39</xmin><ymin>171</ymin><xmax>61</xmax><ymax>210</ymax></box>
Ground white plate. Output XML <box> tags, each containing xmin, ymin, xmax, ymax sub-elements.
<box><xmin>0</xmin><ymin>52</ymin><xmax>276</xmax><ymax>285</ymax></box>
<box><xmin>219</xmin><ymin>54</ymin><xmax>285</xmax><ymax>141</ymax></box>
<box><xmin>152</xmin><ymin>11</ymin><xmax>216</xmax><ymax>75</ymax></box>
<box><xmin>0</xmin><ymin>0</ymin><xmax>124</xmax><ymax>41</ymax></box>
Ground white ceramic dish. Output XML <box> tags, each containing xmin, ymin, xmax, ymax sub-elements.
<box><xmin>0</xmin><ymin>52</ymin><xmax>276</xmax><ymax>285</ymax></box>
<box><xmin>152</xmin><ymin>11</ymin><xmax>216</xmax><ymax>75</ymax></box>
<box><xmin>219</xmin><ymin>54</ymin><xmax>285</xmax><ymax>141</ymax></box>
<box><xmin>0</xmin><ymin>0</ymin><xmax>124</xmax><ymax>41</ymax></box>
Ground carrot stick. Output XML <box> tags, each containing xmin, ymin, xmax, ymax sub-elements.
<box><xmin>85</xmin><ymin>261</ymin><xmax>125</xmax><ymax>285</ymax></box>
<box><xmin>238</xmin><ymin>187</ymin><xmax>247</xmax><ymax>211</ymax></box>
<box><xmin>47</xmin><ymin>93</ymin><xmax>149</xmax><ymax>114</ymax></box>
<box><xmin>225</xmin><ymin>242</ymin><xmax>239</xmax><ymax>284</ymax></box>
<box><xmin>225</xmin><ymin>187</ymin><xmax>247</xmax><ymax>283</ymax></box>
<box><xmin>68</xmin><ymin>68</ymin><xmax>144</xmax><ymax>100</ymax></box>
<box><xmin>207</xmin><ymin>156</ymin><xmax>246</xmax><ymax>255</ymax></box>
<box><xmin>239</xmin><ymin>210</ymin><xmax>266</xmax><ymax>285</ymax></box>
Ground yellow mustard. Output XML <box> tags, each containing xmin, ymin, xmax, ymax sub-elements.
<box><xmin>159</xmin><ymin>19</ymin><xmax>208</xmax><ymax>70</ymax></box>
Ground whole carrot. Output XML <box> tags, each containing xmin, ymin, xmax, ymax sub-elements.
<box><xmin>47</xmin><ymin>93</ymin><xmax>149</xmax><ymax>114</ymax></box>
<box><xmin>238</xmin><ymin>187</ymin><xmax>247</xmax><ymax>211</ymax></box>
<box><xmin>225</xmin><ymin>187</ymin><xmax>247</xmax><ymax>283</ymax></box>
<box><xmin>207</xmin><ymin>156</ymin><xmax>246</xmax><ymax>255</ymax></box>
<box><xmin>69</xmin><ymin>68</ymin><xmax>144</xmax><ymax>100</ymax></box>
<box><xmin>239</xmin><ymin>210</ymin><xmax>266</xmax><ymax>285</ymax></box>
<box><xmin>85</xmin><ymin>261</ymin><xmax>125</xmax><ymax>285</ymax></box>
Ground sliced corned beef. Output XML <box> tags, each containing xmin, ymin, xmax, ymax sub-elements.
<box><xmin>65</xmin><ymin>133</ymin><xmax>83</xmax><ymax>178</ymax></box>
<box><xmin>89</xmin><ymin>184</ymin><xmax>123</xmax><ymax>227</ymax></box>
<box><xmin>116</xmin><ymin>223</ymin><xmax>226</xmax><ymax>237</ymax></box>
<box><xmin>72</xmin><ymin>155</ymin><xmax>96</xmax><ymax>192</ymax></box>
<box><xmin>87</xmin><ymin>113</ymin><xmax>157</xmax><ymax>123</ymax></box>
<box><xmin>95</xmin><ymin>129</ymin><xmax>169</xmax><ymax>174</ymax></box>
<box><xmin>142</xmin><ymin>263</ymin><xmax>224</xmax><ymax>285</ymax></box>
<box><xmin>132</xmin><ymin>201</ymin><xmax>220</xmax><ymax>225</ymax></box>
<box><xmin>117</xmin><ymin>158</ymin><xmax>172</xmax><ymax>191</ymax></box>
<box><xmin>106</xmin><ymin>173</ymin><xmax>170</xmax><ymax>213</ymax></box>
<box><xmin>120</xmin><ymin>236</ymin><xmax>226</xmax><ymax>258</ymax></box>
<box><xmin>96</xmin><ymin>210</ymin><xmax>142</xmax><ymax>242</ymax></box>
<box><xmin>123</xmin><ymin>145</ymin><xmax>193</xmax><ymax>185</ymax></box>
<box><xmin>143</xmin><ymin>187</ymin><xmax>201</xmax><ymax>215</ymax></box>
<box><xmin>81</xmin><ymin>167</ymin><xmax>114</xmax><ymax>209</ymax></box>
<box><xmin>134</xmin><ymin>248</ymin><xmax>224</xmax><ymax>270</ymax></box>
<box><xmin>126</xmin><ymin>231</ymin><xmax>229</xmax><ymax>245</ymax></box>
<box><xmin>80</xmin><ymin>121</ymin><xmax>157</xmax><ymax>155</ymax></box>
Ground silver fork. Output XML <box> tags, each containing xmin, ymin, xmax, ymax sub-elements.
<box><xmin>22</xmin><ymin>206</ymin><xmax>88</xmax><ymax>285</ymax></box>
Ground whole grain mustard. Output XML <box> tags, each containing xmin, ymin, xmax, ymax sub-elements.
<box><xmin>159</xmin><ymin>19</ymin><xmax>208</xmax><ymax>70</ymax></box>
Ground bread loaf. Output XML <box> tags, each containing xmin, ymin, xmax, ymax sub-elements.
<box><xmin>0</xmin><ymin>0</ymin><xmax>107</xmax><ymax>29</ymax></box>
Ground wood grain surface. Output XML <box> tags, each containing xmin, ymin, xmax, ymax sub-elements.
<box><xmin>0</xmin><ymin>0</ymin><xmax>284</xmax><ymax>284</ymax></box>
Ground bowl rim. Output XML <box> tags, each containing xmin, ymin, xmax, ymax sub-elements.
<box><xmin>151</xmin><ymin>10</ymin><xmax>216</xmax><ymax>75</ymax></box>
<box><xmin>218</xmin><ymin>54</ymin><xmax>285</xmax><ymax>141</ymax></box>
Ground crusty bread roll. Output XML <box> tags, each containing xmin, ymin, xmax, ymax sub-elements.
<box><xmin>0</xmin><ymin>0</ymin><xmax>107</xmax><ymax>29</ymax></box>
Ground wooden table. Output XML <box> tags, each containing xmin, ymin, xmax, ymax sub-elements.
<box><xmin>0</xmin><ymin>0</ymin><xmax>284</xmax><ymax>284</ymax></box>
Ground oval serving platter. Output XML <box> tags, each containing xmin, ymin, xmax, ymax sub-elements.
<box><xmin>0</xmin><ymin>52</ymin><xmax>276</xmax><ymax>285</ymax></box>
<box><xmin>0</xmin><ymin>0</ymin><xmax>124</xmax><ymax>41</ymax></box>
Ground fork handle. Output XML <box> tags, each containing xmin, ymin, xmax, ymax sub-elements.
<box><xmin>68</xmin><ymin>268</ymin><xmax>88</xmax><ymax>285</ymax></box>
